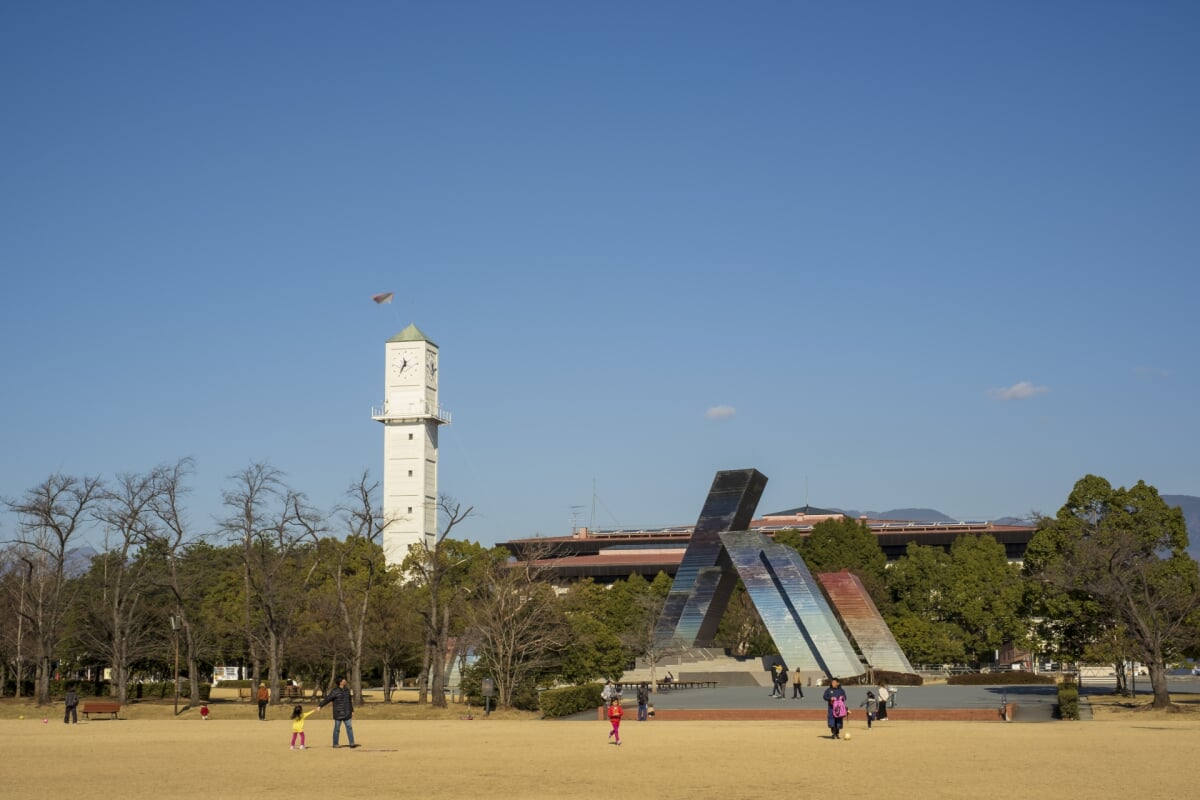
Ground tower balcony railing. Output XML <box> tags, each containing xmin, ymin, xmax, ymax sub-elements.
<box><xmin>371</xmin><ymin>401</ymin><xmax>452</xmax><ymax>424</ymax></box>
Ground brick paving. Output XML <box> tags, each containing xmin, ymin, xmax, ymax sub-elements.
<box><xmin>654</xmin><ymin>707</ymin><xmax>1005</xmax><ymax>722</ymax></box>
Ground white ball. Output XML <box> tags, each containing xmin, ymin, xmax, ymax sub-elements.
<box><xmin>843</xmin><ymin>732</ymin><xmax>851</xmax><ymax>740</ymax></box>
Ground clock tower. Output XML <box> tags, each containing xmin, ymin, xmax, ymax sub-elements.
<box><xmin>372</xmin><ymin>323</ymin><xmax>450</xmax><ymax>565</ymax></box>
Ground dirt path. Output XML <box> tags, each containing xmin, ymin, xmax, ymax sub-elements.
<box><xmin>3</xmin><ymin>715</ymin><xmax>1197</xmax><ymax>799</ymax></box>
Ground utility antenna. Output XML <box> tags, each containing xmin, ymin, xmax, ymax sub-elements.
<box><xmin>569</xmin><ymin>505</ymin><xmax>584</xmax><ymax>534</ymax></box>
<box><xmin>805</xmin><ymin>475</ymin><xmax>810</xmax><ymax>510</ymax></box>
<box><xmin>591</xmin><ymin>478</ymin><xmax>597</xmax><ymax>532</ymax></box>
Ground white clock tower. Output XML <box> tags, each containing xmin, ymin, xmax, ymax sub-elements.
<box><xmin>372</xmin><ymin>323</ymin><xmax>451</xmax><ymax>566</ymax></box>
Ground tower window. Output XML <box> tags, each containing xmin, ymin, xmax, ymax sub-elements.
<box><xmin>408</xmin><ymin>433</ymin><xmax>414</xmax><ymax>440</ymax></box>
<box><xmin>408</xmin><ymin>470</ymin><xmax>413</xmax><ymax>477</ymax></box>
<box><xmin>407</xmin><ymin>507</ymin><xmax>413</xmax><ymax>514</ymax></box>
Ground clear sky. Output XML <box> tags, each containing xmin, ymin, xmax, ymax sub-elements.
<box><xmin>3</xmin><ymin>2</ymin><xmax>1197</xmax><ymax>548</ymax></box>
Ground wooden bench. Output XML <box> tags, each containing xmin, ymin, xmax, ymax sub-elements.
<box><xmin>655</xmin><ymin>680</ymin><xmax>718</xmax><ymax>690</ymax></box>
<box><xmin>81</xmin><ymin>701</ymin><xmax>121</xmax><ymax>720</ymax></box>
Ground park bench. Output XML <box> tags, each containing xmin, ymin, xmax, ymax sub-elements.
<box><xmin>81</xmin><ymin>701</ymin><xmax>121</xmax><ymax>720</ymax></box>
<box><xmin>655</xmin><ymin>680</ymin><xmax>718</xmax><ymax>690</ymax></box>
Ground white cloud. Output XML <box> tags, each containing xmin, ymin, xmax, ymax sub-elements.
<box><xmin>705</xmin><ymin>405</ymin><xmax>737</xmax><ymax>420</ymax></box>
<box><xmin>1134</xmin><ymin>366</ymin><xmax>1170</xmax><ymax>379</ymax></box>
<box><xmin>987</xmin><ymin>381</ymin><xmax>1049</xmax><ymax>401</ymax></box>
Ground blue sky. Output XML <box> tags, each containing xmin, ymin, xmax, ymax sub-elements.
<box><xmin>2</xmin><ymin>1</ymin><xmax>1197</xmax><ymax>547</ymax></box>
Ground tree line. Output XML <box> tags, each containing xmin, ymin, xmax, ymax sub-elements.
<box><xmin>767</xmin><ymin>475</ymin><xmax>1200</xmax><ymax>709</ymax></box>
<box><xmin>4</xmin><ymin>463</ymin><xmax>1197</xmax><ymax>712</ymax></box>
<box><xmin>0</xmin><ymin>459</ymin><xmax>670</xmax><ymax>711</ymax></box>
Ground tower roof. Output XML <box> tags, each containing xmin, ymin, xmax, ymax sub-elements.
<box><xmin>387</xmin><ymin>323</ymin><xmax>436</xmax><ymax>346</ymax></box>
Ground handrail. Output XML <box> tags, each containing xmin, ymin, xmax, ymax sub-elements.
<box><xmin>371</xmin><ymin>402</ymin><xmax>452</xmax><ymax>424</ymax></box>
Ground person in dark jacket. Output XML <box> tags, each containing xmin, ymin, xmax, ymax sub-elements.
<box><xmin>64</xmin><ymin>686</ymin><xmax>79</xmax><ymax>724</ymax></box>
<box><xmin>319</xmin><ymin>677</ymin><xmax>357</xmax><ymax>748</ymax></box>
<box><xmin>823</xmin><ymin>677</ymin><xmax>849</xmax><ymax>739</ymax></box>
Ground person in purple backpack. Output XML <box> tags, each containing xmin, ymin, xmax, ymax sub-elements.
<box><xmin>823</xmin><ymin>677</ymin><xmax>849</xmax><ymax>739</ymax></box>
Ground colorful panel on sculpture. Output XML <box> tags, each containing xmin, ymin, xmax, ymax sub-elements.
<box><xmin>721</xmin><ymin>532</ymin><xmax>863</xmax><ymax>679</ymax></box>
<box><xmin>818</xmin><ymin>570</ymin><xmax>914</xmax><ymax>675</ymax></box>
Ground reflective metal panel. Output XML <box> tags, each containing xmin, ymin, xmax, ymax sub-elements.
<box><xmin>818</xmin><ymin>570</ymin><xmax>915</xmax><ymax>675</ymax></box>
<box><xmin>721</xmin><ymin>531</ymin><xmax>863</xmax><ymax>679</ymax></box>
<box><xmin>656</xmin><ymin>469</ymin><xmax>767</xmax><ymax>646</ymax></box>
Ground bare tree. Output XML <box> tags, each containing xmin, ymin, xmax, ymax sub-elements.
<box><xmin>85</xmin><ymin>470</ymin><xmax>163</xmax><ymax>705</ymax></box>
<box><xmin>403</xmin><ymin>496</ymin><xmax>474</xmax><ymax>708</ymax></box>
<box><xmin>0</xmin><ymin>549</ymin><xmax>27</xmax><ymax>696</ymax></box>
<box><xmin>325</xmin><ymin>472</ymin><xmax>387</xmax><ymax>705</ymax></box>
<box><xmin>463</xmin><ymin>543</ymin><xmax>570</xmax><ymax>709</ymax></box>
<box><xmin>220</xmin><ymin>463</ymin><xmax>322</xmax><ymax>701</ymax></box>
<box><xmin>220</xmin><ymin>463</ymin><xmax>277</xmax><ymax>687</ymax></box>
<box><xmin>621</xmin><ymin>584</ymin><xmax>678</xmax><ymax>689</ymax></box>
<box><xmin>146</xmin><ymin>458</ymin><xmax>207</xmax><ymax>710</ymax></box>
<box><xmin>5</xmin><ymin>474</ymin><xmax>102</xmax><ymax>705</ymax></box>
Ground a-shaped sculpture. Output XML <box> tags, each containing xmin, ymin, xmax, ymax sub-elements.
<box><xmin>656</xmin><ymin>468</ymin><xmax>913</xmax><ymax>679</ymax></box>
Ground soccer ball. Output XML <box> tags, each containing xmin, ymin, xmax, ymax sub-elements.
<box><xmin>42</xmin><ymin>718</ymin><xmax>48</xmax><ymax>724</ymax></box>
<box><xmin>18</xmin><ymin>715</ymin><xmax>24</xmax><ymax>720</ymax></box>
<box><xmin>843</xmin><ymin>732</ymin><xmax>852</xmax><ymax>740</ymax></box>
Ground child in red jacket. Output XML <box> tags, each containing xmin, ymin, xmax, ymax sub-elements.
<box><xmin>607</xmin><ymin>698</ymin><xmax>623</xmax><ymax>745</ymax></box>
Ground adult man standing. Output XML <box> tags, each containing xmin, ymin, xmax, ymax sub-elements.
<box><xmin>63</xmin><ymin>685</ymin><xmax>79</xmax><ymax>724</ymax></box>
<box><xmin>636</xmin><ymin>682</ymin><xmax>650</xmax><ymax>721</ymax></box>
<box><xmin>319</xmin><ymin>677</ymin><xmax>358</xmax><ymax>748</ymax></box>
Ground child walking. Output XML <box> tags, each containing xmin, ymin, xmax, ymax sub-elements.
<box><xmin>861</xmin><ymin>691</ymin><xmax>878</xmax><ymax>729</ymax></box>
<box><xmin>606</xmin><ymin>697</ymin><xmax>623</xmax><ymax>745</ymax></box>
<box><xmin>291</xmin><ymin>704</ymin><xmax>319</xmax><ymax>750</ymax></box>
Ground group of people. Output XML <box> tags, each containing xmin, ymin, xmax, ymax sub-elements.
<box><xmin>603</xmin><ymin>680</ymin><xmax>659</xmax><ymax>746</ymax></box>
<box><xmin>769</xmin><ymin>663</ymin><xmax>805</xmax><ymax>698</ymax></box>
<box><xmin>822</xmin><ymin>677</ymin><xmax>895</xmax><ymax>739</ymax></box>
<box><xmin>254</xmin><ymin>677</ymin><xmax>359</xmax><ymax>750</ymax></box>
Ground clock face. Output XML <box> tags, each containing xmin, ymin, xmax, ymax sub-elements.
<box><xmin>391</xmin><ymin>350</ymin><xmax>421</xmax><ymax>381</ymax></box>
<box><xmin>425</xmin><ymin>351</ymin><xmax>438</xmax><ymax>382</ymax></box>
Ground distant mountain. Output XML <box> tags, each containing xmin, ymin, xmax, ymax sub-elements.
<box><xmin>993</xmin><ymin>517</ymin><xmax>1033</xmax><ymax>526</ymax></box>
<box><xmin>769</xmin><ymin>506</ymin><xmax>1025</xmax><ymax>524</ymax></box>
<box><xmin>1162</xmin><ymin>495</ymin><xmax>1200</xmax><ymax>560</ymax></box>
<box><xmin>871</xmin><ymin>508</ymin><xmax>957</xmax><ymax>523</ymax></box>
<box><xmin>767</xmin><ymin>496</ymin><xmax>1200</xmax><ymax>558</ymax></box>
<box><xmin>833</xmin><ymin>508</ymin><xmax>958</xmax><ymax>523</ymax></box>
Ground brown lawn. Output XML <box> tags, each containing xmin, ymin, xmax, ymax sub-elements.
<box><xmin>2</xmin><ymin>697</ymin><xmax>1198</xmax><ymax>799</ymax></box>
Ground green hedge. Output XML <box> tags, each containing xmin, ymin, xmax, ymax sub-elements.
<box><xmin>948</xmin><ymin>671</ymin><xmax>1056</xmax><ymax>686</ymax></box>
<box><xmin>539</xmin><ymin>683</ymin><xmax>604</xmax><ymax>718</ymax></box>
<box><xmin>1056</xmin><ymin>682</ymin><xmax>1079</xmax><ymax>720</ymax></box>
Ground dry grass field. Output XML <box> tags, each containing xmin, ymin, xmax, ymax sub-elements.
<box><xmin>2</xmin><ymin>697</ymin><xmax>1198</xmax><ymax>799</ymax></box>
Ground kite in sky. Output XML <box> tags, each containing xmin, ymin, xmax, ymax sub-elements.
<box><xmin>372</xmin><ymin>292</ymin><xmax>394</xmax><ymax>304</ymax></box>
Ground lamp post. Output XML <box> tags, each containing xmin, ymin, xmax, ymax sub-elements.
<box><xmin>169</xmin><ymin>615</ymin><xmax>180</xmax><ymax>716</ymax></box>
